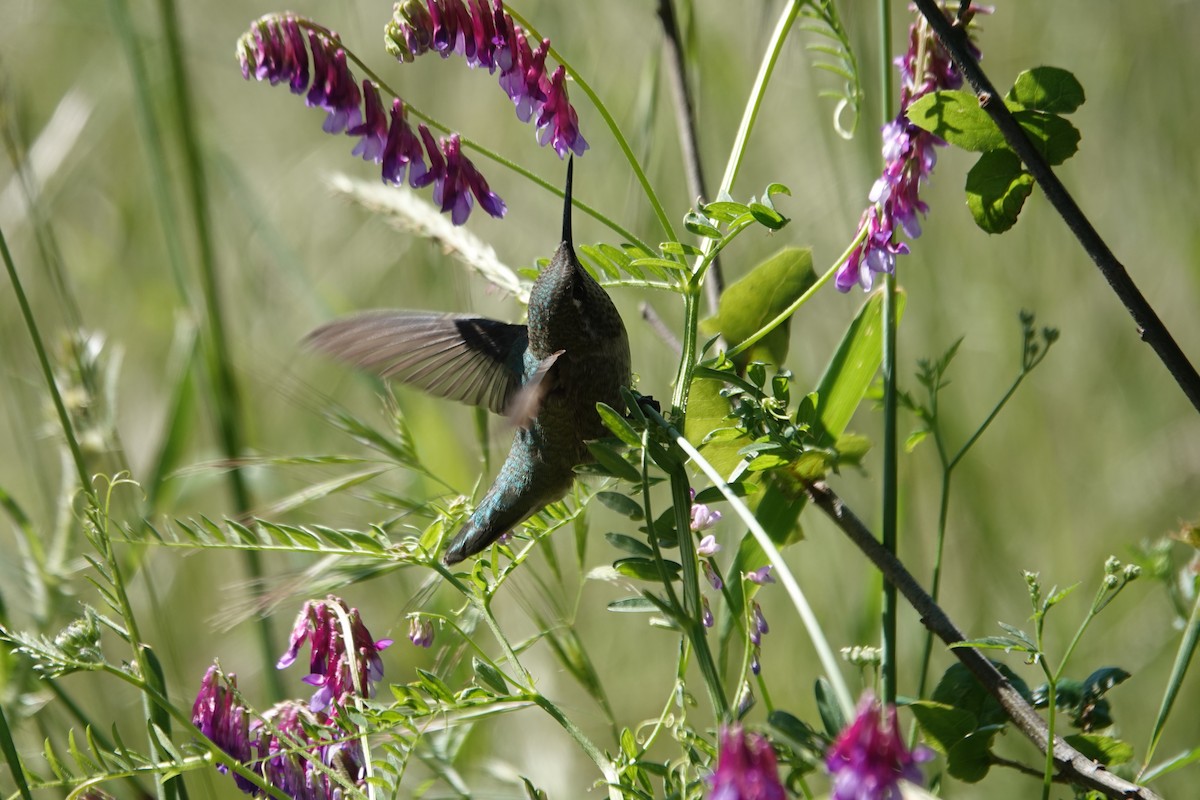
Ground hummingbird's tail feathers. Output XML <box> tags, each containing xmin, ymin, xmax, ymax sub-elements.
<box><xmin>305</xmin><ymin>311</ymin><xmax>528</xmax><ymax>415</ymax></box>
<box><xmin>562</xmin><ymin>156</ymin><xmax>574</xmax><ymax>248</ymax></box>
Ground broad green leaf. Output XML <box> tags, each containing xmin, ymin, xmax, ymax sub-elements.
<box><xmin>1082</xmin><ymin>666</ymin><xmax>1131</xmax><ymax>700</ymax></box>
<box><xmin>908</xmin><ymin>701</ymin><xmax>977</xmax><ymax>756</ymax></box>
<box><xmin>811</xmin><ymin>288</ymin><xmax>904</xmax><ymax>448</ymax></box>
<box><xmin>472</xmin><ymin>658</ymin><xmax>509</xmax><ymax>695</ymax></box>
<box><xmin>933</xmin><ymin>662</ymin><xmax>1033</xmax><ymax>728</ymax></box>
<box><xmin>1006</xmin><ymin>66</ymin><xmax>1085</xmax><ymax>114</ymax></box>
<box><xmin>1012</xmin><ymin>110</ymin><xmax>1080</xmax><ymax>166</ymax></box>
<box><xmin>947</xmin><ymin>727</ymin><xmax>1000</xmax><ymax>783</ymax></box>
<box><xmin>595</xmin><ymin>491</ymin><xmax>644</xmax><ymax>520</ymax></box>
<box><xmin>965</xmin><ymin>150</ymin><xmax>1035</xmax><ymax>234</ymax></box>
<box><xmin>907</xmin><ymin>90</ymin><xmax>1005</xmax><ymax>152</ymax></box>
<box><xmin>815</xmin><ymin>678</ymin><xmax>847</xmax><ymax>737</ymax></box>
<box><xmin>715</xmin><ymin>247</ymin><xmax>817</xmax><ymax>367</ymax></box>
<box><xmin>660</xmin><ymin>241</ymin><xmax>703</xmax><ymax>257</ymax></box>
<box><xmin>703</xmin><ymin>201</ymin><xmax>751</xmax><ymax>221</ymax></box>
<box><xmin>683</xmin><ymin>374</ymin><xmax>747</xmax><ymax>479</ymax></box>
<box><xmin>1064</xmin><ymin>734</ymin><xmax>1134</xmax><ymax>766</ymax></box>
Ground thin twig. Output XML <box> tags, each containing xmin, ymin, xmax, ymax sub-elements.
<box><xmin>639</xmin><ymin>301</ymin><xmax>683</xmax><ymax>354</ymax></box>
<box><xmin>804</xmin><ymin>480</ymin><xmax>1164</xmax><ymax>800</ymax></box>
<box><xmin>656</xmin><ymin>0</ymin><xmax>723</xmax><ymax>314</ymax></box>
<box><xmin>911</xmin><ymin>0</ymin><xmax>1200</xmax><ymax>414</ymax></box>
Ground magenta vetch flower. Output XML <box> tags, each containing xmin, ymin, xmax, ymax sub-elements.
<box><xmin>237</xmin><ymin>13</ymin><xmax>507</xmax><ymax>224</ymax></box>
<box><xmin>708</xmin><ymin>724</ymin><xmax>787</xmax><ymax>800</ymax></box>
<box><xmin>387</xmin><ymin>0</ymin><xmax>588</xmax><ymax>158</ymax></box>
<box><xmin>836</xmin><ymin>4</ymin><xmax>990</xmax><ymax>292</ymax></box>
<box><xmin>408</xmin><ymin>615</ymin><xmax>436</xmax><ymax>648</ymax></box>
<box><xmin>276</xmin><ymin>595</ymin><xmax>392</xmax><ymax>712</ymax></box>
<box><xmin>826</xmin><ymin>694</ymin><xmax>933</xmax><ymax>800</ymax></box>
<box><xmin>191</xmin><ymin>666</ymin><xmax>256</xmax><ymax>793</ymax></box>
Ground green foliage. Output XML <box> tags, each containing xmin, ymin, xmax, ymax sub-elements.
<box><xmin>907</xmin><ymin>67</ymin><xmax>1086</xmax><ymax>233</ymax></box>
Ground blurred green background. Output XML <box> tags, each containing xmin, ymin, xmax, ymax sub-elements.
<box><xmin>1</xmin><ymin>0</ymin><xmax>1198</xmax><ymax>797</ymax></box>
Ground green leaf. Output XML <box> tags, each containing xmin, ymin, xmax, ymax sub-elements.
<box><xmin>933</xmin><ymin>662</ymin><xmax>1033</xmax><ymax>728</ymax></box>
<box><xmin>683</xmin><ymin>374</ymin><xmax>747</xmax><ymax>478</ymax></box>
<box><xmin>951</xmin><ymin>635</ymin><xmax>1037</xmax><ymax>653</ymax></box>
<box><xmin>965</xmin><ymin>150</ymin><xmax>1035</xmax><ymax>234</ymax></box>
<box><xmin>811</xmin><ymin>288</ymin><xmax>903</xmax><ymax>448</ymax></box>
<box><xmin>715</xmin><ymin>247</ymin><xmax>817</xmax><ymax>367</ymax></box>
<box><xmin>606</xmin><ymin>596</ymin><xmax>658</xmax><ymax>613</ymax></box>
<box><xmin>416</xmin><ymin>669</ymin><xmax>456</xmax><ymax>703</ymax></box>
<box><xmin>947</xmin><ymin>727</ymin><xmax>1000</xmax><ymax>783</ymax></box>
<box><xmin>1142</xmin><ymin>745</ymin><xmax>1200</xmax><ymax>782</ymax></box>
<box><xmin>703</xmin><ymin>200</ymin><xmax>751</xmax><ymax>221</ymax></box>
<box><xmin>660</xmin><ymin>241</ymin><xmax>703</xmax><ymax>257</ymax></box>
<box><xmin>748</xmin><ymin>202</ymin><xmax>787</xmax><ymax>230</ymax></box>
<box><xmin>815</xmin><ymin>678</ymin><xmax>847</xmax><ymax>737</ymax></box>
<box><xmin>595</xmin><ymin>491</ymin><xmax>644</xmax><ymax>520</ymax></box>
<box><xmin>684</xmin><ymin>210</ymin><xmax>721</xmax><ymax>238</ymax></box>
<box><xmin>596</xmin><ymin>402</ymin><xmax>642</xmax><ymax>447</ymax></box>
<box><xmin>613</xmin><ymin>557</ymin><xmax>680</xmax><ymax>581</ymax></box>
<box><xmin>1006</xmin><ymin>66</ymin><xmax>1085</xmax><ymax>114</ymax></box>
<box><xmin>472</xmin><ymin>657</ymin><xmax>510</xmax><ymax>695</ymax></box>
<box><xmin>764</xmin><ymin>182</ymin><xmax>791</xmax><ymax>198</ymax></box>
<box><xmin>1012</xmin><ymin>110</ymin><xmax>1080</xmax><ymax>166</ymax></box>
<box><xmin>629</xmin><ymin>257</ymin><xmax>688</xmax><ymax>272</ymax></box>
<box><xmin>907</xmin><ymin>90</ymin><xmax>1005</xmax><ymax>152</ymax></box>
<box><xmin>604</xmin><ymin>532</ymin><xmax>653</xmax><ymax>557</ymax></box>
<box><xmin>585</xmin><ymin>441</ymin><xmax>642</xmax><ymax>483</ymax></box>
<box><xmin>1064</xmin><ymin>734</ymin><xmax>1133</xmax><ymax>766</ymax></box>
<box><xmin>1082</xmin><ymin>666</ymin><xmax>1131</xmax><ymax>700</ymax></box>
<box><xmin>908</xmin><ymin>700</ymin><xmax>978</xmax><ymax>755</ymax></box>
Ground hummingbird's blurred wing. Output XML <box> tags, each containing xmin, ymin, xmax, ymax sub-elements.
<box><xmin>306</xmin><ymin>311</ymin><xmax>528</xmax><ymax>415</ymax></box>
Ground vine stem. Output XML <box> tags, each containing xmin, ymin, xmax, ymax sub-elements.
<box><xmin>911</xmin><ymin>0</ymin><xmax>1200</xmax><ymax>414</ymax></box>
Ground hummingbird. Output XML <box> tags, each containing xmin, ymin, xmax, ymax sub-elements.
<box><xmin>307</xmin><ymin>160</ymin><xmax>631</xmax><ymax>564</ymax></box>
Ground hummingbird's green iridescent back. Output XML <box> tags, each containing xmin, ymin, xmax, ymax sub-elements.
<box><xmin>307</xmin><ymin>160</ymin><xmax>630</xmax><ymax>564</ymax></box>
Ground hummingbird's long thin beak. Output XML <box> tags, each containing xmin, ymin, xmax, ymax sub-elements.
<box><xmin>562</xmin><ymin>156</ymin><xmax>574</xmax><ymax>248</ymax></box>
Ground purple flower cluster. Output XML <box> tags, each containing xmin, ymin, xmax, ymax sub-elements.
<box><xmin>388</xmin><ymin>0</ymin><xmax>589</xmax><ymax>158</ymax></box>
<box><xmin>237</xmin><ymin>14</ymin><xmax>505</xmax><ymax>224</ymax></box>
<box><xmin>826</xmin><ymin>694</ymin><xmax>932</xmax><ymax>800</ymax></box>
<box><xmin>193</xmin><ymin>596</ymin><xmax>391</xmax><ymax>799</ymax></box>
<box><xmin>277</xmin><ymin>595</ymin><xmax>394</xmax><ymax>712</ymax></box>
<box><xmin>254</xmin><ymin>701</ymin><xmax>366</xmax><ymax>800</ymax></box>
<box><xmin>836</xmin><ymin>5</ymin><xmax>989</xmax><ymax>292</ymax></box>
<box><xmin>708</xmin><ymin>724</ymin><xmax>787</xmax><ymax>800</ymax></box>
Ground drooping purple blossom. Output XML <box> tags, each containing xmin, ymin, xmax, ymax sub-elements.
<box><xmin>703</xmin><ymin>560</ymin><xmax>724</xmax><ymax>591</ymax></box>
<box><xmin>387</xmin><ymin>0</ymin><xmax>588</xmax><ymax>159</ymax></box>
<box><xmin>408</xmin><ymin>615</ymin><xmax>436</xmax><ymax>648</ymax></box>
<box><xmin>237</xmin><ymin>13</ymin><xmax>507</xmax><ymax>224</ymax></box>
<box><xmin>826</xmin><ymin>694</ymin><xmax>933</xmax><ymax>800</ymax></box>
<box><xmin>708</xmin><ymin>724</ymin><xmax>787</xmax><ymax>800</ymax></box>
<box><xmin>276</xmin><ymin>595</ymin><xmax>392</xmax><ymax>712</ymax></box>
<box><xmin>836</xmin><ymin>5</ymin><xmax>990</xmax><ymax>292</ymax></box>
<box><xmin>191</xmin><ymin>666</ymin><xmax>257</xmax><ymax>793</ymax></box>
<box><xmin>701</xmin><ymin>596</ymin><xmax>714</xmax><ymax>628</ymax></box>
<box><xmin>698</xmin><ymin>534</ymin><xmax>721</xmax><ymax>556</ymax></box>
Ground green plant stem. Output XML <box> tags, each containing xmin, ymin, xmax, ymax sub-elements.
<box><xmin>155</xmin><ymin>0</ymin><xmax>281</xmax><ymax>698</ymax></box>
<box><xmin>665</xmin><ymin>420</ymin><xmax>854</xmax><ymax>717</ymax></box>
<box><xmin>527</xmin><ymin>694</ymin><xmax>622</xmax><ymax>800</ymax></box>
<box><xmin>0</xmin><ymin>702</ymin><xmax>33</xmax><ymax>800</ymax></box>
<box><xmin>668</xmin><ymin>466</ymin><xmax>728</xmax><ymax>717</ymax></box>
<box><xmin>1142</xmin><ymin>584</ymin><xmax>1200</xmax><ymax>774</ymax></box>
<box><xmin>670</xmin><ymin>282</ymin><xmax>703</xmax><ymax>413</ymax></box>
<box><xmin>878</xmin><ymin>0</ymin><xmax>899</xmax><ymax>710</ymax></box>
<box><xmin>0</xmin><ymin>227</ymin><xmax>93</xmax><ymax>501</ymax></box>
